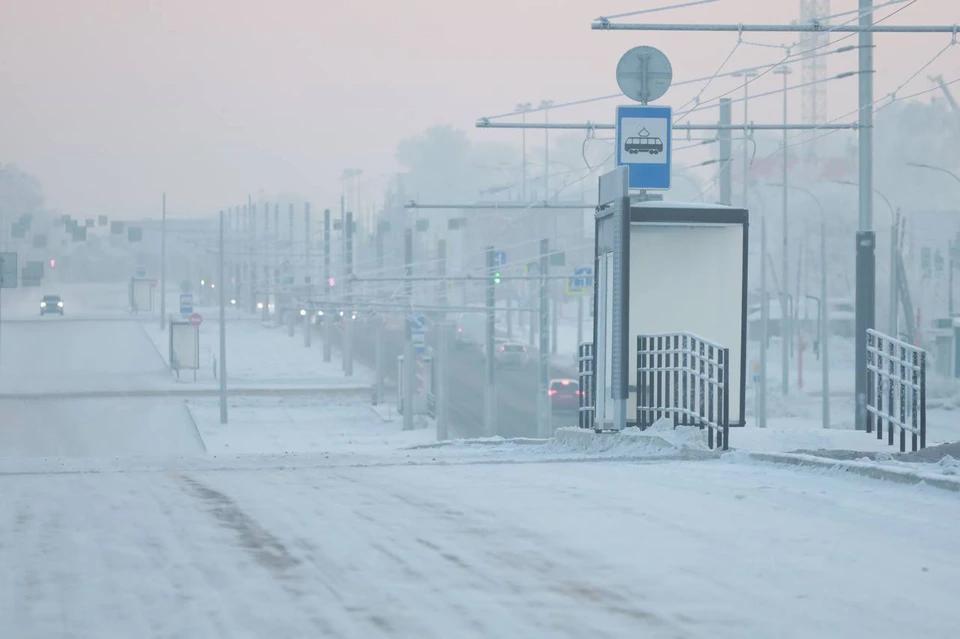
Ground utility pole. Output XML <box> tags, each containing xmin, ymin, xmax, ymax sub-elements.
<box><xmin>541</xmin><ymin>100</ymin><xmax>553</xmax><ymax>200</ymax></box>
<box><xmin>759</xmin><ymin>216</ymin><xmax>768</xmax><ymax>428</ymax></box>
<box><xmin>249</xmin><ymin>201</ymin><xmax>257</xmax><ymax>314</ymax></box>
<box><xmin>262</xmin><ymin>202</ymin><xmax>270</xmax><ymax>322</ymax></box>
<box><xmin>403</xmin><ymin>229</ymin><xmax>414</xmax><ymax>431</ymax></box>
<box><xmin>218</xmin><ymin>209</ymin><xmax>227</xmax><ymax>424</ymax></box>
<box><xmin>304</xmin><ymin>203</ymin><xmax>311</xmax><ymax>348</ymax></box>
<box><xmin>288</xmin><ymin>203</ymin><xmax>295</xmax><ymax>338</ymax></box>
<box><xmin>437</xmin><ymin>238</ymin><xmax>447</xmax><ymax>305</ymax></box>
<box><xmin>345</xmin><ymin>210</ymin><xmax>354</xmax><ymax>376</ymax></box>
<box><xmin>436</xmin><ymin>321</ymin><xmax>450</xmax><ymax>441</ymax></box>
<box><xmin>484</xmin><ymin>246</ymin><xmax>497</xmax><ymax>437</ymax></box>
<box><xmin>775</xmin><ymin>64</ymin><xmax>792</xmax><ymax>396</ymax></box>
<box><xmin>855</xmin><ymin>0</ymin><xmax>876</xmax><ymax>431</ymax></box>
<box><xmin>160</xmin><ymin>192</ymin><xmax>166</xmax><ymax>330</ymax></box>
<box><xmin>719</xmin><ymin>99</ymin><xmax>732</xmax><ymax>205</ymax></box>
<box><xmin>323</xmin><ymin>209</ymin><xmax>332</xmax><ymax>362</ymax></box>
<box><xmin>821</xmin><ymin>213</ymin><xmax>831</xmax><ymax>429</ymax></box>
<box><xmin>889</xmin><ymin>208</ymin><xmax>900</xmax><ymax>336</ymax></box>
<box><xmin>273</xmin><ymin>203</ymin><xmax>280</xmax><ymax>323</ymax></box>
<box><xmin>537</xmin><ymin>238</ymin><xmax>552</xmax><ymax>438</ymax></box>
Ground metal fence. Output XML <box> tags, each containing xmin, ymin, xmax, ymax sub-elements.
<box><xmin>636</xmin><ymin>333</ymin><xmax>731</xmax><ymax>451</ymax></box>
<box><xmin>578</xmin><ymin>342</ymin><xmax>595</xmax><ymax>430</ymax></box>
<box><xmin>866</xmin><ymin>329</ymin><xmax>927</xmax><ymax>452</ymax></box>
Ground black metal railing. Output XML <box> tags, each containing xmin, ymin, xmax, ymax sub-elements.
<box><xmin>578</xmin><ymin>342</ymin><xmax>595</xmax><ymax>430</ymax></box>
<box><xmin>866</xmin><ymin>329</ymin><xmax>927</xmax><ymax>452</ymax></box>
<box><xmin>636</xmin><ymin>333</ymin><xmax>731</xmax><ymax>450</ymax></box>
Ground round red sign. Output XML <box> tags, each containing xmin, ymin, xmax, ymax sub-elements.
<box><xmin>189</xmin><ymin>313</ymin><xmax>203</xmax><ymax>327</ymax></box>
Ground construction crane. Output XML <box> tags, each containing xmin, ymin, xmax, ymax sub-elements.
<box><xmin>929</xmin><ymin>75</ymin><xmax>960</xmax><ymax>116</ymax></box>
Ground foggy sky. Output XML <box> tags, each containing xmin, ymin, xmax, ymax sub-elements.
<box><xmin>1</xmin><ymin>0</ymin><xmax>958</xmax><ymax>218</ymax></box>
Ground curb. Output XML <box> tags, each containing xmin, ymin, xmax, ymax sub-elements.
<box><xmin>0</xmin><ymin>386</ymin><xmax>375</xmax><ymax>401</ymax></box>
<box><xmin>748</xmin><ymin>452</ymin><xmax>960</xmax><ymax>493</ymax></box>
<box><xmin>182</xmin><ymin>400</ymin><xmax>208</xmax><ymax>454</ymax></box>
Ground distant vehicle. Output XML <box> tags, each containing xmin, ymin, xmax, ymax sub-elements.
<box><xmin>548</xmin><ymin>378</ymin><xmax>580</xmax><ymax>411</ymax></box>
<box><xmin>624</xmin><ymin>135</ymin><xmax>664</xmax><ymax>155</ymax></box>
<box><xmin>454</xmin><ymin>313</ymin><xmax>485</xmax><ymax>350</ymax></box>
<box><xmin>494</xmin><ymin>342</ymin><xmax>529</xmax><ymax>369</ymax></box>
<box><xmin>40</xmin><ymin>294</ymin><xmax>64</xmax><ymax>316</ymax></box>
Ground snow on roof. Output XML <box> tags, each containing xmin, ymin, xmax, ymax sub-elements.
<box><xmin>634</xmin><ymin>199</ymin><xmax>739</xmax><ymax>210</ymax></box>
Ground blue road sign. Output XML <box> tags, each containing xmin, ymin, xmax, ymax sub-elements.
<box><xmin>179</xmin><ymin>293</ymin><xmax>193</xmax><ymax>315</ymax></box>
<box><xmin>493</xmin><ymin>251</ymin><xmax>507</xmax><ymax>268</ymax></box>
<box><xmin>136</xmin><ymin>265</ymin><xmax>146</xmax><ymax>277</ymax></box>
<box><xmin>569</xmin><ymin>265</ymin><xmax>594</xmax><ymax>292</ymax></box>
<box><xmin>615</xmin><ymin>105</ymin><xmax>672</xmax><ymax>190</ymax></box>
<box><xmin>408</xmin><ymin>313</ymin><xmax>427</xmax><ymax>333</ymax></box>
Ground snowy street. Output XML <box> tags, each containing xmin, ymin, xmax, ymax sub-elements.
<box><xmin>2</xmin><ymin>455</ymin><xmax>958</xmax><ymax>638</ymax></box>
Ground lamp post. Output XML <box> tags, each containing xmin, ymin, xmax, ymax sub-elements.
<box><xmin>516</xmin><ymin>103</ymin><xmax>532</xmax><ymax>200</ymax></box>
<box><xmin>832</xmin><ymin>179</ymin><xmax>898</xmax><ymax>335</ymax></box>
<box><xmin>907</xmin><ymin>162</ymin><xmax>960</xmax><ymax>319</ymax></box>
<box><xmin>766</xmin><ymin>181</ymin><xmax>830</xmax><ymax>429</ymax></box>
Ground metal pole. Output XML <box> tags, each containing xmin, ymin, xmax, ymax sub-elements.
<box><xmin>403</xmin><ymin>229</ymin><xmax>414</xmax><ymax>432</ymax></box>
<box><xmin>436</xmin><ymin>321</ymin><xmax>449</xmax><ymax>440</ymax></box>
<box><xmin>719</xmin><ymin>99</ymin><xmax>732</xmax><ymax>205</ymax></box>
<box><xmin>304</xmin><ymin>203</ymin><xmax>311</xmax><ymax>348</ymax></box>
<box><xmin>288</xmin><ymin>203</ymin><xmax>295</xmax><ymax>337</ymax></box>
<box><xmin>375</xmin><ymin>315</ymin><xmax>384</xmax><ymax>404</ymax></box>
<box><xmin>345</xmin><ymin>211</ymin><xmax>354</xmax><ymax>376</ymax></box>
<box><xmin>323</xmin><ymin>209</ymin><xmax>332</xmax><ymax>362</ymax></box>
<box><xmin>889</xmin><ymin>210</ymin><xmax>899</xmax><ymax>336</ymax></box>
<box><xmin>777</xmin><ymin>66</ymin><xmax>791</xmax><ymax>396</ymax></box>
<box><xmin>821</xmin><ymin>214</ymin><xmax>831</xmax><ymax>428</ymax></box>
<box><xmin>218</xmin><ymin>210</ymin><xmax>227</xmax><ymax>424</ymax></box>
<box><xmin>577</xmin><ymin>292</ymin><xmax>584</xmax><ymax>352</ymax></box>
<box><xmin>249</xmin><ymin>201</ymin><xmax>257</xmax><ymax>313</ymax></box>
<box><xmin>521</xmin><ymin>109</ymin><xmax>528</xmax><ymax>200</ymax></box>
<box><xmin>759</xmin><ymin>216</ymin><xmax>768</xmax><ymax>428</ymax></box>
<box><xmin>855</xmin><ymin>0</ymin><xmax>876</xmax><ymax>431</ymax></box>
<box><xmin>551</xmin><ymin>289</ymin><xmax>558</xmax><ymax>355</ymax></box>
<box><xmin>160</xmin><ymin>192</ymin><xmax>166</xmax><ymax>330</ymax></box>
<box><xmin>437</xmin><ymin>238</ymin><xmax>447</xmax><ymax>305</ymax></box>
<box><xmin>537</xmin><ymin>238</ymin><xmax>552</xmax><ymax>438</ymax></box>
<box><xmin>741</xmin><ymin>75</ymin><xmax>750</xmax><ymax>209</ymax></box>
<box><xmin>484</xmin><ymin>246</ymin><xmax>497</xmax><ymax>437</ymax></box>
<box><xmin>262</xmin><ymin>202</ymin><xmax>270</xmax><ymax>321</ymax></box>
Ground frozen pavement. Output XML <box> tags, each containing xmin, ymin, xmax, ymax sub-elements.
<box><xmin>140</xmin><ymin>316</ymin><xmax>373</xmax><ymax>390</ymax></box>
<box><xmin>186</xmin><ymin>397</ymin><xmax>434</xmax><ymax>456</ymax></box>
<box><xmin>2</xmin><ymin>452</ymin><xmax>959</xmax><ymax>638</ymax></box>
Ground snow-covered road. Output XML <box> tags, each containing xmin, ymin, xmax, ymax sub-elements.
<box><xmin>2</xmin><ymin>455</ymin><xmax>958</xmax><ymax>639</ymax></box>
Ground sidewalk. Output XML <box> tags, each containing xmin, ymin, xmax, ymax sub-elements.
<box><xmin>141</xmin><ymin>317</ymin><xmax>373</xmax><ymax>391</ymax></box>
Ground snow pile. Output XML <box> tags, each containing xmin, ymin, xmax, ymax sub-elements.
<box><xmin>549</xmin><ymin>419</ymin><xmax>721</xmax><ymax>461</ymax></box>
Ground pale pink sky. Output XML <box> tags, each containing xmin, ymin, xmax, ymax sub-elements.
<box><xmin>1</xmin><ymin>0</ymin><xmax>958</xmax><ymax>218</ymax></box>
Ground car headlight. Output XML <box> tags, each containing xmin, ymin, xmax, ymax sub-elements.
<box><xmin>299</xmin><ymin>309</ymin><xmax>307</xmax><ymax>316</ymax></box>
<box><xmin>40</xmin><ymin>302</ymin><xmax>46</xmax><ymax>307</ymax></box>
<box><xmin>57</xmin><ymin>302</ymin><xmax>64</xmax><ymax>307</ymax></box>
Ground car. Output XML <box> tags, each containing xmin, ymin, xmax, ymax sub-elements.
<box><xmin>494</xmin><ymin>342</ymin><xmax>529</xmax><ymax>369</ymax></box>
<box><xmin>548</xmin><ymin>378</ymin><xmax>580</xmax><ymax>411</ymax></box>
<box><xmin>40</xmin><ymin>294</ymin><xmax>64</xmax><ymax>316</ymax></box>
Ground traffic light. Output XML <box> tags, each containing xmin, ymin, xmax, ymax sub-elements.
<box><xmin>493</xmin><ymin>270</ymin><xmax>501</xmax><ymax>285</ymax></box>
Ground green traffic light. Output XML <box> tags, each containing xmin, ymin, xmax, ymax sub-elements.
<box><xmin>493</xmin><ymin>271</ymin><xmax>501</xmax><ymax>284</ymax></box>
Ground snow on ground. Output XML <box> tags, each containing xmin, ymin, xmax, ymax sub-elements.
<box><xmin>187</xmin><ymin>397</ymin><xmax>433</xmax><ymax>456</ymax></box>
<box><xmin>2</xmin><ymin>454</ymin><xmax>959</xmax><ymax>638</ymax></box>
<box><xmin>0</xmin><ymin>398</ymin><xmax>205</xmax><ymax>458</ymax></box>
<box><xmin>0</xmin><ymin>318</ymin><xmax>171</xmax><ymax>395</ymax></box>
<box><xmin>140</xmin><ymin>316</ymin><xmax>372</xmax><ymax>390</ymax></box>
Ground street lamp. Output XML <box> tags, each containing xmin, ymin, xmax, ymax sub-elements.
<box><xmin>731</xmin><ymin>70</ymin><xmax>759</xmax><ymax>209</ymax></box>
<box><xmin>831</xmin><ymin>179</ymin><xmax>899</xmax><ymax>336</ymax></box>
<box><xmin>516</xmin><ymin>103</ymin><xmax>532</xmax><ymax>200</ymax></box>
<box><xmin>765</xmin><ymin>181</ymin><xmax>830</xmax><ymax>429</ymax></box>
<box><xmin>906</xmin><ymin>161</ymin><xmax>960</xmax><ymax>186</ymax></box>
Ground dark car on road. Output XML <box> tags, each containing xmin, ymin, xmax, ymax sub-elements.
<box><xmin>548</xmin><ymin>378</ymin><xmax>580</xmax><ymax>411</ymax></box>
<box><xmin>40</xmin><ymin>294</ymin><xmax>64</xmax><ymax>316</ymax></box>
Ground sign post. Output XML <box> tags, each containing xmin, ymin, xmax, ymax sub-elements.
<box><xmin>180</xmin><ymin>293</ymin><xmax>194</xmax><ymax>316</ymax></box>
<box><xmin>409</xmin><ymin>313</ymin><xmax>427</xmax><ymax>356</ymax></box>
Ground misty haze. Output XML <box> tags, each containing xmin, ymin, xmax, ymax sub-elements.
<box><xmin>2</xmin><ymin>1</ymin><xmax>960</xmax><ymax>637</ymax></box>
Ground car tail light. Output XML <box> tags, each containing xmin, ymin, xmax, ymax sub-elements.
<box><xmin>560</xmin><ymin>379</ymin><xmax>570</xmax><ymax>386</ymax></box>
<box><xmin>522</xmin><ymin>346</ymin><xmax>526</xmax><ymax>352</ymax></box>
<box><xmin>548</xmin><ymin>389</ymin><xmax>557</xmax><ymax>396</ymax></box>
<box><xmin>500</xmin><ymin>345</ymin><xmax>506</xmax><ymax>352</ymax></box>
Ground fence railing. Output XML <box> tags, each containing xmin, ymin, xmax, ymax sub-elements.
<box><xmin>866</xmin><ymin>329</ymin><xmax>927</xmax><ymax>452</ymax></box>
<box><xmin>578</xmin><ymin>342</ymin><xmax>595</xmax><ymax>430</ymax></box>
<box><xmin>636</xmin><ymin>333</ymin><xmax>731</xmax><ymax>451</ymax></box>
